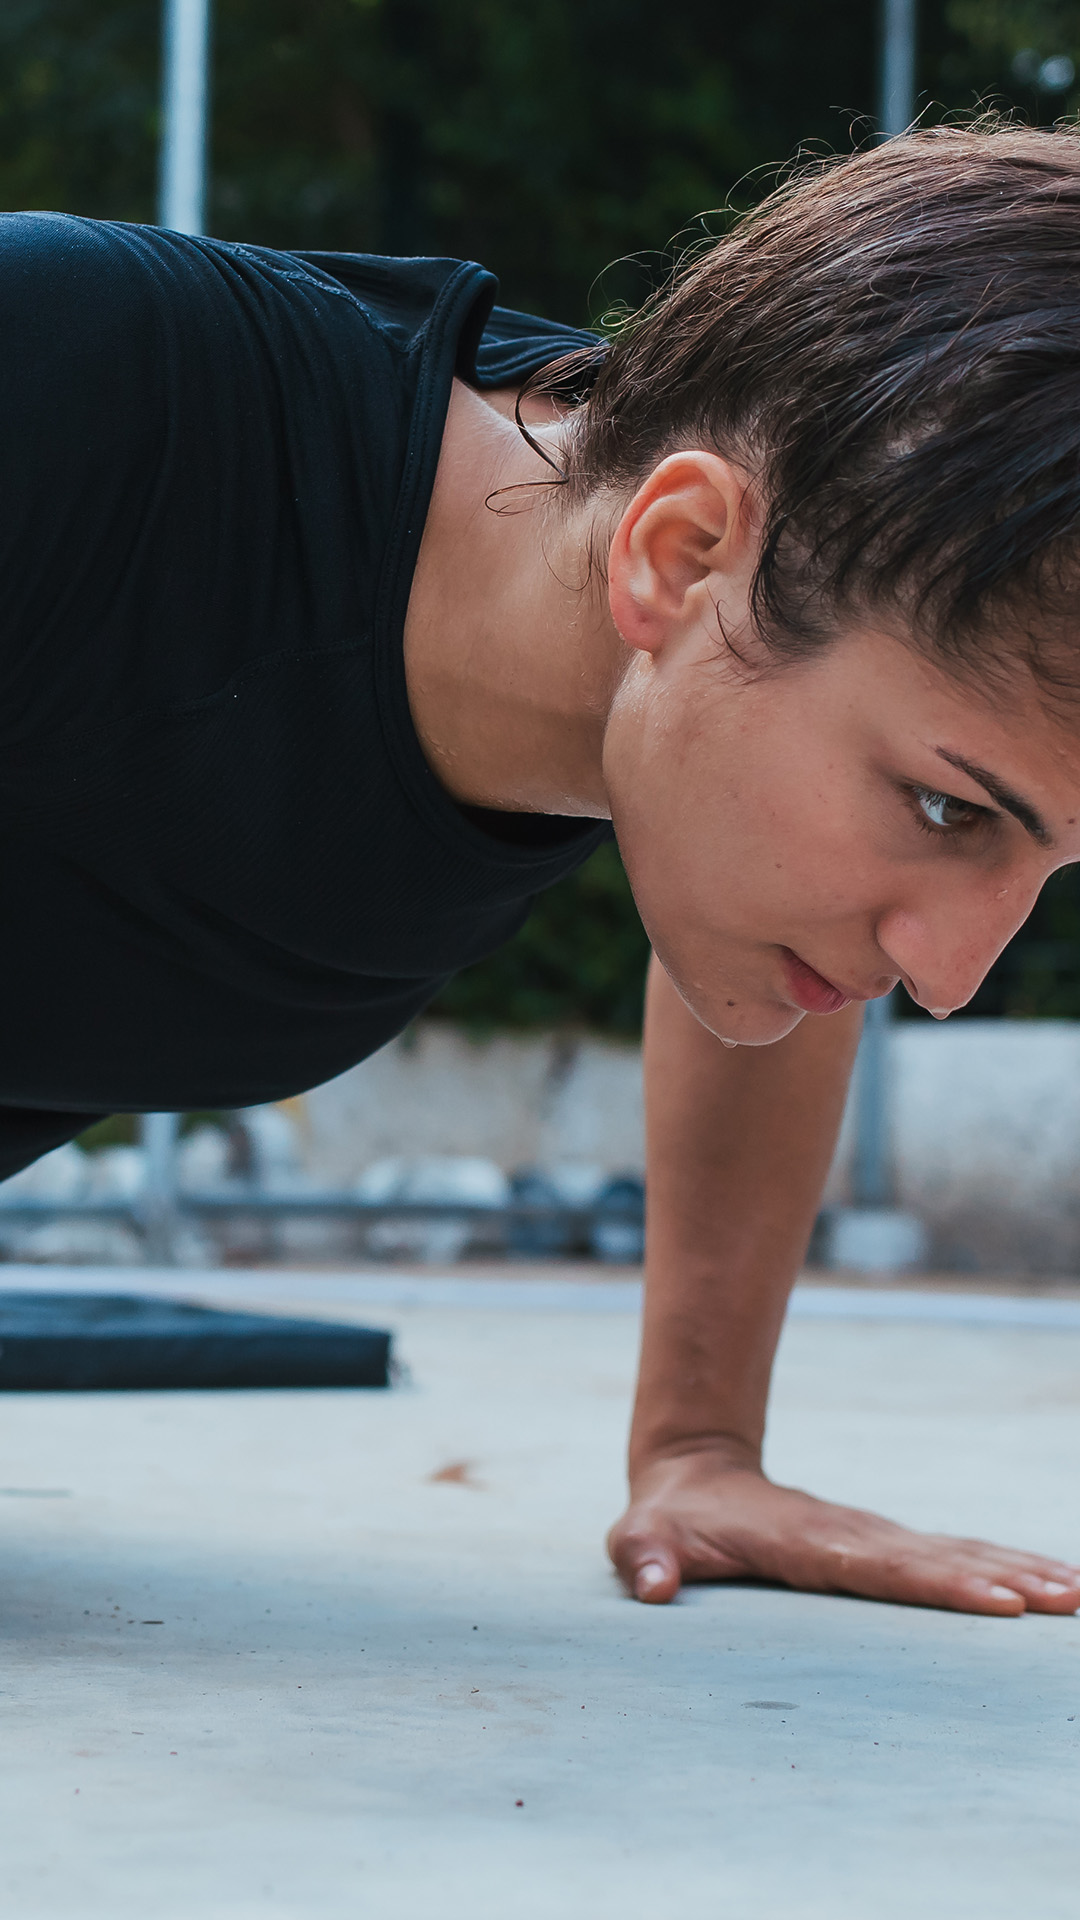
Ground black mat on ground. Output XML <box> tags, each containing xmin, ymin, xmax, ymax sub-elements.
<box><xmin>0</xmin><ymin>1293</ymin><xmax>391</xmax><ymax>1390</ymax></box>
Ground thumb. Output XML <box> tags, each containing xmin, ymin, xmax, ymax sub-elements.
<box><xmin>607</xmin><ymin>1514</ymin><xmax>683</xmax><ymax>1604</ymax></box>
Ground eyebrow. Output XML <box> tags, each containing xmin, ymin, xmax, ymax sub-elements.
<box><xmin>934</xmin><ymin>749</ymin><xmax>1053</xmax><ymax>848</ymax></box>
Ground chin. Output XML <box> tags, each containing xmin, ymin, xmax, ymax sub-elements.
<box><xmin>685</xmin><ymin>990</ymin><xmax>805</xmax><ymax>1047</ymax></box>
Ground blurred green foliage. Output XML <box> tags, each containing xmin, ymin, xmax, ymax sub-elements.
<box><xmin>0</xmin><ymin>3</ymin><xmax>158</xmax><ymax>215</ymax></box>
<box><xmin>0</xmin><ymin>0</ymin><xmax>877</xmax><ymax>322</ymax></box>
<box><xmin>430</xmin><ymin>841</ymin><xmax>650</xmax><ymax>1036</ymax></box>
<box><xmin>3</xmin><ymin>0</ymin><xmax>1080</xmax><ymax>1028</ymax></box>
<box><xmin>75</xmin><ymin>1111</ymin><xmax>225</xmax><ymax>1147</ymax></box>
<box><xmin>941</xmin><ymin>0</ymin><xmax>1080</xmax><ymax>116</ymax></box>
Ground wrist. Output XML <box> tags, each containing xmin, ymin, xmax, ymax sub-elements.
<box><xmin>628</xmin><ymin>1429</ymin><xmax>762</xmax><ymax>1487</ymax></box>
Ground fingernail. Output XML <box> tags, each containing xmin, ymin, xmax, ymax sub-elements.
<box><xmin>635</xmin><ymin>1562</ymin><xmax>668</xmax><ymax>1597</ymax></box>
<box><xmin>1041</xmin><ymin>1581</ymin><xmax>1071</xmax><ymax>1595</ymax></box>
<box><xmin>988</xmin><ymin>1584</ymin><xmax>1021</xmax><ymax>1601</ymax></box>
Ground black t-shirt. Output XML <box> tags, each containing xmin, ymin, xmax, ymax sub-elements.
<box><xmin>0</xmin><ymin>214</ymin><xmax>609</xmax><ymax>1177</ymax></box>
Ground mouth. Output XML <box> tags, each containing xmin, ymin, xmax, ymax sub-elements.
<box><xmin>779</xmin><ymin>948</ymin><xmax>857</xmax><ymax>1016</ymax></box>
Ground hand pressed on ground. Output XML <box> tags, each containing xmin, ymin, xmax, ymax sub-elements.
<box><xmin>607</xmin><ymin>1448</ymin><xmax>1080</xmax><ymax>1615</ymax></box>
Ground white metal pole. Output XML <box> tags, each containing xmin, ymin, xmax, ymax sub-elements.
<box><xmin>852</xmin><ymin>992</ymin><xmax>894</xmax><ymax>1207</ymax></box>
<box><xmin>836</xmin><ymin>0</ymin><xmax>919</xmax><ymax>1242</ymax></box>
<box><xmin>140</xmin><ymin>1111</ymin><xmax>181</xmax><ymax>1264</ymax></box>
<box><xmin>879</xmin><ymin>0</ymin><xmax>917</xmax><ymax>138</ymax></box>
<box><xmin>158</xmin><ymin>0</ymin><xmax>211</xmax><ymax>234</ymax></box>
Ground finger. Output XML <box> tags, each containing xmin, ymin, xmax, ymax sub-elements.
<box><xmin>607</xmin><ymin>1520</ymin><xmax>682</xmax><ymax>1604</ymax></box>
<box><xmin>997</xmin><ymin>1570</ymin><xmax>1080</xmax><ymax>1614</ymax></box>
<box><xmin>1001</xmin><ymin>1559</ymin><xmax>1080</xmax><ymax>1589</ymax></box>
<box><xmin>818</xmin><ymin>1550</ymin><xmax>1031</xmax><ymax>1615</ymax></box>
<box><xmin>953</xmin><ymin>1577</ymin><xmax>1028</xmax><ymax>1616</ymax></box>
<box><xmin>928</xmin><ymin>1544</ymin><xmax>1080</xmax><ymax>1609</ymax></box>
<box><xmin>952</xmin><ymin>1544</ymin><xmax>1080</xmax><ymax>1580</ymax></box>
<box><xmin>821</xmin><ymin>1530</ymin><xmax>1080</xmax><ymax>1614</ymax></box>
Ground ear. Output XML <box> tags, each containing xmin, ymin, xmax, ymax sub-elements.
<box><xmin>606</xmin><ymin>451</ymin><xmax>755</xmax><ymax>657</ymax></box>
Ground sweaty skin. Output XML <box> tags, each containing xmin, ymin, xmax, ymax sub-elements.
<box><xmin>403</xmin><ymin>377</ymin><xmax>1080</xmax><ymax>1617</ymax></box>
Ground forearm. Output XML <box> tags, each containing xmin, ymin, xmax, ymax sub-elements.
<box><xmin>631</xmin><ymin>956</ymin><xmax>862</xmax><ymax>1477</ymax></box>
<box><xmin>615</xmin><ymin>962</ymin><xmax>1080</xmax><ymax>1617</ymax></box>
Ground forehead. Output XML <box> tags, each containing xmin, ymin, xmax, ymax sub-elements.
<box><xmin>827</xmin><ymin>628</ymin><xmax>1080</xmax><ymax>837</ymax></box>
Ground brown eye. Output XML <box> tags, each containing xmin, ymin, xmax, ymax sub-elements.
<box><xmin>914</xmin><ymin>787</ymin><xmax>982</xmax><ymax>830</ymax></box>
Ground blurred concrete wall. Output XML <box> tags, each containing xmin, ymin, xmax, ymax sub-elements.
<box><xmin>300</xmin><ymin>1018</ymin><xmax>1080</xmax><ymax>1272</ymax></box>
<box><xmin>832</xmin><ymin>1020</ymin><xmax>1080</xmax><ymax>1273</ymax></box>
<box><xmin>302</xmin><ymin>1024</ymin><xmax>644</xmax><ymax>1180</ymax></box>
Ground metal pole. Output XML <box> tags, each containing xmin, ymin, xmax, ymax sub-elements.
<box><xmin>879</xmin><ymin>0</ymin><xmax>917</xmax><ymax>138</ymax></box>
<box><xmin>158</xmin><ymin>0</ymin><xmax>211</xmax><ymax>234</ymax></box>
<box><xmin>852</xmin><ymin>993</ymin><xmax>894</xmax><ymax>1207</ymax></box>
<box><xmin>139</xmin><ymin>1111</ymin><xmax>181</xmax><ymax>1264</ymax></box>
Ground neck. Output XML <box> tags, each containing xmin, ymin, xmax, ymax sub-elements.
<box><xmin>403</xmin><ymin>379</ymin><xmax>623</xmax><ymax>818</ymax></box>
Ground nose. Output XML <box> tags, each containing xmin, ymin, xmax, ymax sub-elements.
<box><xmin>876</xmin><ymin>875</ymin><xmax>1043</xmax><ymax>1015</ymax></box>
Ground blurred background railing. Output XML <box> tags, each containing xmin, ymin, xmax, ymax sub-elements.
<box><xmin>0</xmin><ymin>1108</ymin><xmax>647</xmax><ymax>1268</ymax></box>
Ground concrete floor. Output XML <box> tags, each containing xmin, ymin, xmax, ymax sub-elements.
<box><xmin>0</xmin><ymin>1270</ymin><xmax>1078</xmax><ymax>1918</ymax></box>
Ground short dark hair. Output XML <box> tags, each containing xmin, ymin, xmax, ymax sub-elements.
<box><xmin>558</xmin><ymin>123</ymin><xmax>1080</xmax><ymax>691</ymax></box>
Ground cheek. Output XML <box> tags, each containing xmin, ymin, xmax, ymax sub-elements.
<box><xmin>608</xmin><ymin>706</ymin><xmax>871</xmax><ymax>932</ymax></box>
<box><xmin>755</xmin><ymin>783</ymin><xmax>882</xmax><ymax>907</ymax></box>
